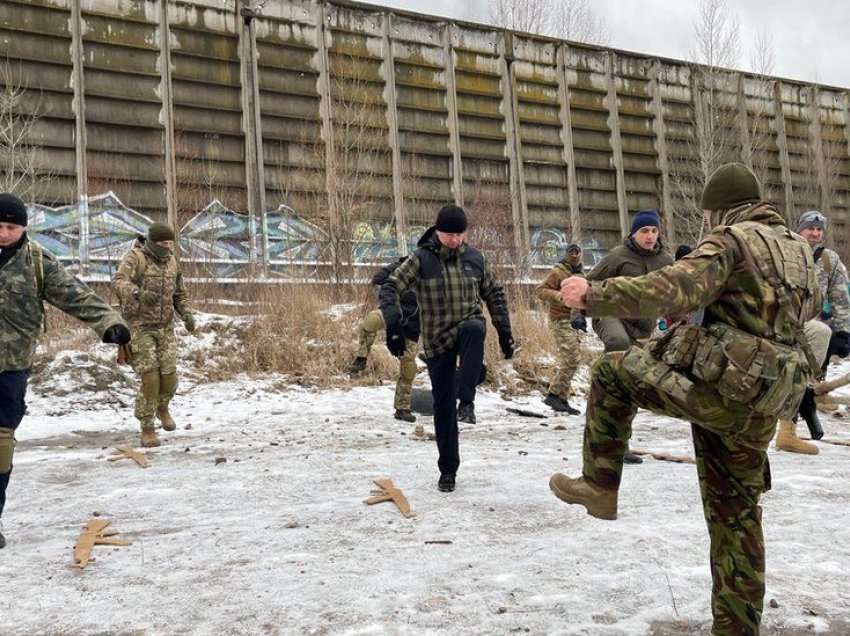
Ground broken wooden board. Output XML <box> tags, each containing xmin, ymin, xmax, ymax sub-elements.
<box><xmin>506</xmin><ymin>407</ymin><xmax>548</xmax><ymax>419</ymax></box>
<box><xmin>632</xmin><ymin>449</ymin><xmax>696</xmax><ymax>464</ymax></box>
<box><xmin>108</xmin><ymin>446</ymin><xmax>150</xmax><ymax>468</ymax></box>
<box><xmin>73</xmin><ymin>519</ymin><xmax>131</xmax><ymax>568</ymax></box>
<box><xmin>364</xmin><ymin>478</ymin><xmax>414</xmax><ymax>518</ymax></box>
<box><xmin>814</xmin><ymin>372</ymin><xmax>850</xmax><ymax>396</ymax></box>
<box><xmin>816</xmin><ymin>438</ymin><xmax>850</xmax><ymax>448</ymax></box>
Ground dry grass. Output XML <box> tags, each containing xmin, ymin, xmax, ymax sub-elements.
<box><xmin>35</xmin><ymin>279</ymin><xmax>599</xmax><ymax>396</ymax></box>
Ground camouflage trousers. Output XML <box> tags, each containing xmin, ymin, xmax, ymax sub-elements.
<box><xmin>547</xmin><ymin>318</ymin><xmax>581</xmax><ymax>400</ymax></box>
<box><xmin>583</xmin><ymin>347</ymin><xmax>775</xmax><ymax>636</ymax></box>
<box><xmin>357</xmin><ymin>309</ymin><xmax>418</xmax><ymax>410</ymax></box>
<box><xmin>130</xmin><ymin>326</ymin><xmax>179</xmax><ymax>431</ymax></box>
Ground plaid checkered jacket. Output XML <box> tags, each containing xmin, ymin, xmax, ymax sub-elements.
<box><xmin>379</xmin><ymin>227</ymin><xmax>510</xmax><ymax>358</ymax></box>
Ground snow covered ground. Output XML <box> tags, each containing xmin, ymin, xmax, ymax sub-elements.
<box><xmin>2</xmin><ymin>348</ymin><xmax>849</xmax><ymax>635</ymax></box>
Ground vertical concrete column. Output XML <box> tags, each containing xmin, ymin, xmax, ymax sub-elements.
<box><xmin>772</xmin><ymin>81</ymin><xmax>795</xmax><ymax>221</ymax></box>
<box><xmin>649</xmin><ymin>60</ymin><xmax>674</xmax><ymax>242</ymax></box>
<box><xmin>70</xmin><ymin>0</ymin><xmax>89</xmax><ymax>272</ymax></box>
<box><xmin>442</xmin><ymin>23</ymin><xmax>463</xmax><ymax>207</ymax></box>
<box><xmin>381</xmin><ymin>14</ymin><xmax>406</xmax><ymax>255</ymax></box>
<box><xmin>807</xmin><ymin>87</ymin><xmax>830</xmax><ymax>213</ymax></box>
<box><xmin>844</xmin><ymin>93</ymin><xmax>850</xmax><ymax>170</ymax></box>
<box><xmin>555</xmin><ymin>44</ymin><xmax>580</xmax><ymax>241</ymax></box>
<box><xmin>314</xmin><ymin>1</ymin><xmax>339</xmax><ymax>277</ymax></box>
<box><xmin>238</xmin><ymin>2</ymin><xmax>267</xmax><ymax>272</ymax></box>
<box><xmin>736</xmin><ymin>74</ymin><xmax>753</xmax><ymax>169</ymax></box>
<box><xmin>158</xmin><ymin>0</ymin><xmax>178</xmax><ymax>234</ymax></box>
<box><xmin>605</xmin><ymin>52</ymin><xmax>628</xmax><ymax>237</ymax></box>
<box><xmin>498</xmin><ymin>32</ymin><xmax>529</xmax><ymax>260</ymax></box>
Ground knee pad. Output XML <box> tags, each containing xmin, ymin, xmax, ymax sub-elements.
<box><xmin>0</xmin><ymin>428</ymin><xmax>15</xmax><ymax>474</ymax></box>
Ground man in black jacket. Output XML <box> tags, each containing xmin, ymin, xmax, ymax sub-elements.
<box><xmin>380</xmin><ymin>205</ymin><xmax>514</xmax><ymax>492</ymax></box>
<box><xmin>347</xmin><ymin>257</ymin><xmax>420</xmax><ymax>422</ymax></box>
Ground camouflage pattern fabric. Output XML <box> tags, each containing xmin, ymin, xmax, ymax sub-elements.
<box><xmin>813</xmin><ymin>246</ymin><xmax>850</xmax><ymax>332</ymax></box>
<box><xmin>130</xmin><ymin>327</ymin><xmax>178</xmax><ymax>429</ymax></box>
<box><xmin>356</xmin><ymin>309</ymin><xmax>418</xmax><ymax>411</ymax></box>
<box><xmin>547</xmin><ymin>318</ymin><xmax>581</xmax><ymax>401</ymax></box>
<box><xmin>1</xmin><ymin>237</ymin><xmax>126</xmax><ymax>373</ymax></box>
<box><xmin>584</xmin><ymin>351</ymin><xmax>773</xmax><ymax>634</ymax></box>
<box><xmin>112</xmin><ymin>238</ymin><xmax>190</xmax><ymax>328</ymax></box>
<box><xmin>536</xmin><ymin>256</ymin><xmax>584</xmax><ymax>321</ymax></box>
<box><xmin>578</xmin><ymin>202</ymin><xmax>820</xmax><ymax>635</ymax></box>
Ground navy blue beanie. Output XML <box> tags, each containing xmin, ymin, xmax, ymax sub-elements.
<box><xmin>630</xmin><ymin>209</ymin><xmax>660</xmax><ymax>235</ymax></box>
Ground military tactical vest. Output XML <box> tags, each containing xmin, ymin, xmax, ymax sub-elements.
<box><xmin>646</xmin><ymin>220</ymin><xmax>819</xmax><ymax>420</ymax></box>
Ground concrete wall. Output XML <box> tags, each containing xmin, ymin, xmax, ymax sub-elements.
<box><xmin>2</xmin><ymin>0</ymin><xmax>850</xmax><ymax>267</ymax></box>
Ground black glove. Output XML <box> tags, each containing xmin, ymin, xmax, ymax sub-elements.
<box><xmin>385</xmin><ymin>319</ymin><xmax>406</xmax><ymax>358</ymax></box>
<box><xmin>570</xmin><ymin>316</ymin><xmax>587</xmax><ymax>332</ymax></box>
<box><xmin>102</xmin><ymin>323</ymin><xmax>131</xmax><ymax>345</ymax></box>
<box><xmin>497</xmin><ymin>329</ymin><xmax>515</xmax><ymax>360</ymax></box>
<box><xmin>829</xmin><ymin>330</ymin><xmax>850</xmax><ymax>358</ymax></box>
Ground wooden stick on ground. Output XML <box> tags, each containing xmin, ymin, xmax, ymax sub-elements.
<box><xmin>631</xmin><ymin>449</ymin><xmax>696</xmax><ymax>464</ymax></box>
<box><xmin>814</xmin><ymin>372</ymin><xmax>850</xmax><ymax>396</ymax></box>
<box><xmin>73</xmin><ymin>519</ymin><xmax>132</xmax><ymax>568</ymax></box>
<box><xmin>108</xmin><ymin>446</ymin><xmax>150</xmax><ymax>468</ymax></box>
<box><xmin>364</xmin><ymin>478</ymin><xmax>414</xmax><ymax>518</ymax></box>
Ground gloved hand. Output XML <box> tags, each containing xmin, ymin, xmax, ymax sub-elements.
<box><xmin>570</xmin><ymin>316</ymin><xmax>587</xmax><ymax>332</ymax></box>
<box><xmin>497</xmin><ymin>328</ymin><xmax>515</xmax><ymax>360</ymax></box>
<box><xmin>385</xmin><ymin>319</ymin><xmax>406</xmax><ymax>357</ymax></box>
<box><xmin>137</xmin><ymin>289</ymin><xmax>159</xmax><ymax>306</ymax></box>
<box><xmin>829</xmin><ymin>330</ymin><xmax>850</xmax><ymax>358</ymax></box>
<box><xmin>183</xmin><ymin>313</ymin><xmax>196</xmax><ymax>333</ymax></box>
<box><xmin>102</xmin><ymin>323</ymin><xmax>131</xmax><ymax>345</ymax></box>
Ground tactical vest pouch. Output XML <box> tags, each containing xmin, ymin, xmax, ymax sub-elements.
<box><xmin>650</xmin><ymin>324</ymin><xmax>702</xmax><ymax>369</ymax></box>
<box><xmin>621</xmin><ymin>346</ymin><xmax>695</xmax><ymax>406</ymax></box>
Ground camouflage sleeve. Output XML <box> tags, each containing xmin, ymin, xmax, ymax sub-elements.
<box><xmin>479</xmin><ymin>256</ymin><xmax>510</xmax><ymax>330</ymax></box>
<box><xmin>827</xmin><ymin>254</ymin><xmax>850</xmax><ymax>333</ymax></box>
<box><xmin>173</xmin><ymin>270</ymin><xmax>191</xmax><ymax>317</ymax></box>
<box><xmin>112</xmin><ymin>250</ymin><xmax>142</xmax><ymax>305</ymax></box>
<box><xmin>585</xmin><ymin>235</ymin><xmax>734</xmax><ymax>320</ymax></box>
<box><xmin>42</xmin><ymin>253</ymin><xmax>127</xmax><ymax>338</ymax></box>
<box><xmin>379</xmin><ymin>253</ymin><xmax>419</xmax><ymax>326</ymax></box>
<box><xmin>535</xmin><ymin>265</ymin><xmax>564</xmax><ymax>308</ymax></box>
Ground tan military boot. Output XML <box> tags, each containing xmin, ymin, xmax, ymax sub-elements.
<box><xmin>775</xmin><ymin>419</ymin><xmax>818</xmax><ymax>455</ymax></box>
<box><xmin>549</xmin><ymin>473</ymin><xmax>618</xmax><ymax>520</ymax></box>
<box><xmin>157</xmin><ymin>406</ymin><xmax>177</xmax><ymax>432</ymax></box>
<box><xmin>140</xmin><ymin>428</ymin><xmax>161</xmax><ymax>448</ymax></box>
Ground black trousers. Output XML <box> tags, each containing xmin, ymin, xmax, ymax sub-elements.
<box><xmin>425</xmin><ymin>319</ymin><xmax>486</xmax><ymax>475</ymax></box>
<box><xmin>0</xmin><ymin>370</ymin><xmax>29</xmax><ymax>518</ymax></box>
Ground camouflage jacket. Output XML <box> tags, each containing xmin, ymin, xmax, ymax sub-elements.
<box><xmin>812</xmin><ymin>245</ymin><xmax>850</xmax><ymax>333</ymax></box>
<box><xmin>112</xmin><ymin>238</ymin><xmax>190</xmax><ymax>328</ymax></box>
<box><xmin>536</xmin><ymin>257</ymin><xmax>584</xmax><ymax>321</ymax></box>
<box><xmin>380</xmin><ymin>226</ymin><xmax>510</xmax><ymax>358</ymax></box>
<box><xmin>0</xmin><ymin>235</ymin><xmax>127</xmax><ymax>373</ymax></box>
<box><xmin>586</xmin><ymin>203</ymin><xmax>820</xmax><ymax>346</ymax></box>
<box><xmin>586</xmin><ymin>236</ymin><xmax>673</xmax><ymax>339</ymax></box>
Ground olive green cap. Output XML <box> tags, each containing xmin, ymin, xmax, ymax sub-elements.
<box><xmin>700</xmin><ymin>163</ymin><xmax>762</xmax><ymax>210</ymax></box>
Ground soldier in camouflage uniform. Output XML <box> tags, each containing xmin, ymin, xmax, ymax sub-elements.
<box><xmin>0</xmin><ymin>193</ymin><xmax>130</xmax><ymax>549</ymax></box>
<box><xmin>113</xmin><ymin>223</ymin><xmax>195</xmax><ymax>448</ymax></box>
<box><xmin>347</xmin><ymin>257</ymin><xmax>420</xmax><ymax>422</ymax></box>
<box><xmin>550</xmin><ymin>164</ymin><xmax>820</xmax><ymax>635</ymax></box>
<box><xmin>380</xmin><ymin>205</ymin><xmax>514</xmax><ymax>493</ymax></box>
<box><xmin>536</xmin><ymin>243</ymin><xmax>585</xmax><ymax>415</ymax></box>
<box><xmin>775</xmin><ymin>210</ymin><xmax>850</xmax><ymax>454</ymax></box>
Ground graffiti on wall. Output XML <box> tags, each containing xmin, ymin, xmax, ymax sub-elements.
<box><xmin>26</xmin><ymin>193</ymin><xmax>606</xmax><ymax>278</ymax></box>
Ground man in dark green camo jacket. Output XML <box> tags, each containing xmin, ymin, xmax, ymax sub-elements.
<box><xmin>550</xmin><ymin>164</ymin><xmax>820</xmax><ymax>635</ymax></box>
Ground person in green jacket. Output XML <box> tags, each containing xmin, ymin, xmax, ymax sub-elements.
<box><xmin>0</xmin><ymin>192</ymin><xmax>130</xmax><ymax>550</ymax></box>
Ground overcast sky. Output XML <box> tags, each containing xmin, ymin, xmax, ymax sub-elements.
<box><xmin>370</xmin><ymin>0</ymin><xmax>850</xmax><ymax>88</ymax></box>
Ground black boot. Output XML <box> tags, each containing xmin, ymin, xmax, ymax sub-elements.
<box><xmin>347</xmin><ymin>356</ymin><xmax>367</xmax><ymax>376</ymax></box>
<box><xmin>457</xmin><ymin>401</ymin><xmax>476</xmax><ymax>424</ymax></box>
<box><xmin>438</xmin><ymin>473</ymin><xmax>456</xmax><ymax>492</ymax></box>
<box><xmin>623</xmin><ymin>444</ymin><xmax>643</xmax><ymax>464</ymax></box>
<box><xmin>394</xmin><ymin>409</ymin><xmax>416</xmax><ymax>423</ymax></box>
<box><xmin>798</xmin><ymin>387</ymin><xmax>824</xmax><ymax>440</ymax></box>
<box><xmin>0</xmin><ymin>530</ymin><xmax>4</xmax><ymax>549</ymax></box>
<box><xmin>543</xmin><ymin>393</ymin><xmax>580</xmax><ymax>415</ymax></box>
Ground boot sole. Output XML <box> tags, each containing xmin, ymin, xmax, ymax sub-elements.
<box><xmin>549</xmin><ymin>476</ymin><xmax>617</xmax><ymax>521</ymax></box>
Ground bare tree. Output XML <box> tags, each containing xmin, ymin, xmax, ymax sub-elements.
<box><xmin>0</xmin><ymin>60</ymin><xmax>49</xmax><ymax>201</ymax></box>
<box><xmin>488</xmin><ymin>0</ymin><xmax>609</xmax><ymax>45</ymax></box>
<box><xmin>688</xmin><ymin>0</ymin><xmax>740</xmax><ymax>70</ymax></box>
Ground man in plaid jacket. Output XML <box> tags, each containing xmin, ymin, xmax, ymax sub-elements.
<box><xmin>379</xmin><ymin>205</ymin><xmax>514</xmax><ymax>492</ymax></box>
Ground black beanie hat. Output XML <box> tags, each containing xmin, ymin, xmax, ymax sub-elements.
<box><xmin>148</xmin><ymin>222</ymin><xmax>175</xmax><ymax>242</ymax></box>
<box><xmin>700</xmin><ymin>163</ymin><xmax>761</xmax><ymax>210</ymax></box>
<box><xmin>0</xmin><ymin>192</ymin><xmax>28</xmax><ymax>227</ymax></box>
<box><xmin>435</xmin><ymin>204</ymin><xmax>468</xmax><ymax>233</ymax></box>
